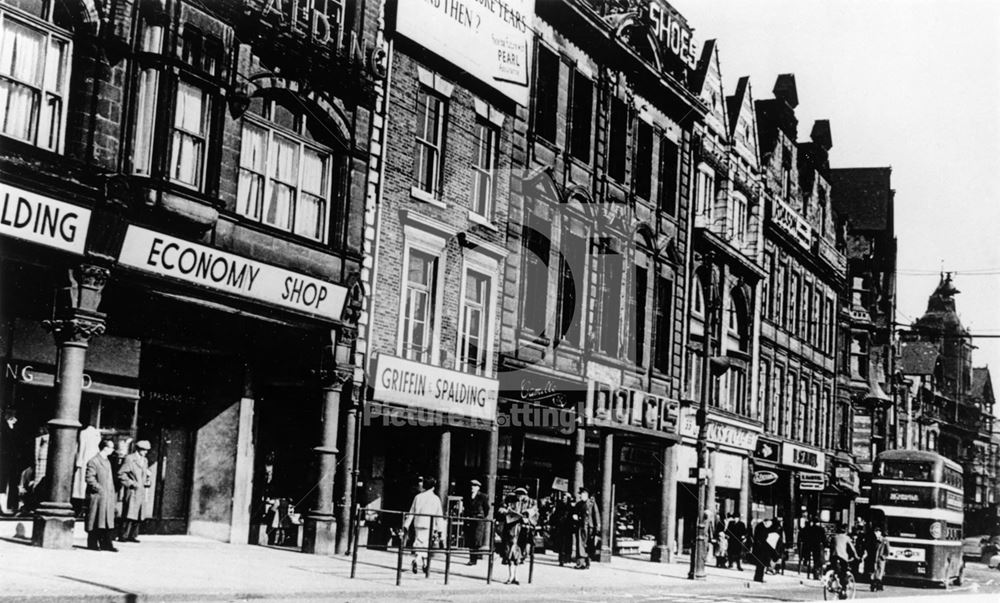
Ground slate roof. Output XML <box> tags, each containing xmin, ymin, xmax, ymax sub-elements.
<box><xmin>899</xmin><ymin>341</ymin><xmax>941</xmax><ymax>375</ymax></box>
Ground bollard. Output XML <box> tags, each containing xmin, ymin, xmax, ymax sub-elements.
<box><xmin>528</xmin><ymin>539</ymin><xmax>535</xmax><ymax>584</ymax></box>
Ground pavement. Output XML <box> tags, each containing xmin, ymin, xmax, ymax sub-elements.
<box><xmin>0</xmin><ymin>532</ymin><xmax>998</xmax><ymax>602</ymax></box>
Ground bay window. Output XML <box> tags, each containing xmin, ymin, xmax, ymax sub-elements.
<box><xmin>0</xmin><ymin>6</ymin><xmax>70</xmax><ymax>152</ymax></box>
<box><xmin>237</xmin><ymin>97</ymin><xmax>333</xmax><ymax>242</ymax></box>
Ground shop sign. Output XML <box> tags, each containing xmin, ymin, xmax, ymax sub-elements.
<box><xmin>118</xmin><ymin>226</ymin><xmax>347</xmax><ymax>321</ymax></box>
<box><xmin>0</xmin><ymin>181</ymin><xmax>91</xmax><ymax>254</ymax></box>
<box><xmin>498</xmin><ymin>368</ymin><xmax>582</xmax><ymax>409</ymax></box>
<box><xmin>677</xmin><ymin>446</ymin><xmax>742</xmax><ymax>488</ymax></box>
<box><xmin>371</xmin><ymin>353</ymin><xmax>498</xmax><ymax>423</ymax></box>
<box><xmin>4</xmin><ymin>362</ymin><xmax>92</xmax><ymax>389</ymax></box>
<box><xmin>679</xmin><ymin>409</ymin><xmax>758</xmax><ymax>450</ymax></box>
<box><xmin>835</xmin><ymin>466</ymin><xmax>860</xmax><ymax>492</ymax></box>
<box><xmin>395</xmin><ymin>0</ymin><xmax>534</xmax><ymax>105</ymax></box>
<box><xmin>645</xmin><ymin>1</ymin><xmax>698</xmax><ymax>70</ymax></box>
<box><xmin>754</xmin><ymin>438</ymin><xmax>780</xmax><ymax>463</ymax></box>
<box><xmin>586</xmin><ymin>379</ymin><xmax>679</xmax><ymax>438</ymax></box>
<box><xmin>752</xmin><ymin>470</ymin><xmax>778</xmax><ymax>487</ymax></box>
<box><xmin>798</xmin><ymin>472</ymin><xmax>825</xmax><ymax>491</ymax></box>
<box><xmin>781</xmin><ymin>442</ymin><xmax>825</xmax><ymax>472</ymax></box>
<box><xmin>771</xmin><ymin>197</ymin><xmax>811</xmax><ymax>250</ymax></box>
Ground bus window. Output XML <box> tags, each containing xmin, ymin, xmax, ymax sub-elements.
<box><xmin>878</xmin><ymin>461</ymin><xmax>933</xmax><ymax>481</ymax></box>
<box><xmin>942</xmin><ymin>467</ymin><xmax>963</xmax><ymax>490</ymax></box>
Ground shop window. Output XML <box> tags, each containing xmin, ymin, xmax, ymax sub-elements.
<box><xmin>633</xmin><ymin>121</ymin><xmax>653</xmax><ymax>201</ymax></box>
<box><xmin>658</xmin><ymin>135</ymin><xmax>678</xmax><ymax>216</ymax></box>
<box><xmin>0</xmin><ymin>5</ymin><xmax>70</xmax><ymax>152</ymax></box>
<box><xmin>598</xmin><ymin>240</ymin><xmax>623</xmax><ymax>356</ymax></box>
<box><xmin>607</xmin><ymin>96</ymin><xmax>628</xmax><ymax>183</ymax></box>
<box><xmin>470</xmin><ymin>119</ymin><xmax>498</xmax><ymax>220</ymax></box>
<box><xmin>653</xmin><ymin>274</ymin><xmax>673</xmax><ymax>374</ymax></box>
<box><xmin>237</xmin><ymin>97</ymin><xmax>333</xmax><ymax>242</ymax></box>
<box><xmin>694</xmin><ymin>164</ymin><xmax>715</xmax><ymax>222</ymax></box>
<box><xmin>413</xmin><ymin>87</ymin><xmax>446</xmax><ymax>196</ymax></box>
<box><xmin>458</xmin><ymin>268</ymin><xmax>491</xmax><ymax>376</ymax></box>
<box><xmin>557</xmin><ymin>219</ymin><xmax>587</xmax><ymax>348</ymax></box>
<box><xmin>520</xmin><ymin>203</ymin><xmax>550</xmax><ymax>338</ymax></box>
<box><xmin>532</xmin><ymin>44</ymin><xmax>559</xmax><ymax>144</ymax></box>
<box><xmin>628</xmin><ymin>250</ymin><xmax>650</xmax><ymax>366</ymax></box>
<box><xmin>569</xmin><ymin>69</ymin><xmax>592</xmax><ymax>162</ymax></box>
<box><xmin>402</xmin><ymin>248</ymin><xmax>438</xmax><ymax>363</ymax></box>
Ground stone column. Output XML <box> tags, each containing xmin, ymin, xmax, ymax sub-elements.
<box><xmin>34</xmin><ymin>264</ymin><xmax>108</xmax><ymax>549</ymax></box>
<box><xmin>739</xmin><ymin>456</ymin><xmax>750</xmax><ymax>522</ymax></box>
<box><xmin>599</xmin><ymin>430</ymin><xmax>614</xmax><ymax>562</ymax></box>
<box><xmin>438</xmin><ymin>428</ymin><xmax>452</xmax><ymax>507</ymax></box>
<box><xmin>651</xmin><ymin>442</ymin><xmax>676</xmax><ymax>562</ymax></box>
<box><xmin>571</xmin><ymin>423</ymin><xmax>586</xmax><ymax>495</ymax></box>
<box><xmin>335</xmin><ymin>389</ymin><xmax>359</xmax><ymax>554</ymax></box>
<box><xmin>706</xmin><ymin>448</ymin><xmax>717</xmax><ymax>520</ymax></box>
<box><xmin>301</xmin><ymin>377</ymin><xmax>345</xmax><ymax>554</ymax></box>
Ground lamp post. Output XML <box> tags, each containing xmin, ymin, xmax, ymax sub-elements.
<box><xmin>688</xmin><ymin>253</ymin><xmax>730</xmax><ymax>580</ymax></box>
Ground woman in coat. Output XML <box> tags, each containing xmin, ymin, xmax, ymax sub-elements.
<box><xmin>497</xmin><ymin>488</ymin><xmax>538</xmax><ymax>585</ymax></box>
<box><xmin>118</xmin><ymin>440</ymin><xmax>152</xmax><ymax>543</ymax></box>
<box><xmin>85</xmin><ymin>439</ymin><xmax>117</xmax><ymax>552</ymax></box>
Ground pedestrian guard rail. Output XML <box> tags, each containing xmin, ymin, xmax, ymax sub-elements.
<box><xmin>349</xmin><ymin>505</ymin><xmax>535</xmax><ymax>586</ymax></box>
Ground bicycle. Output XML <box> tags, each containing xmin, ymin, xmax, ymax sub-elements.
<box><xmin>822</xmin><ymin>561</ymin><xmax>856</xmax><ymax>600</ymax></box>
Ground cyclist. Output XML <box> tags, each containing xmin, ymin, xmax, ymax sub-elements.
<box><xmin>828</xmin><ymin>523</ymin><xmax>858</xmax><ymax>598</ymax></box>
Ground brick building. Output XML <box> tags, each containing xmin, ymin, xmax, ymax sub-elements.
<box><xmin>753</xmin><ymin>75</ymin><xmax>852</xmax><ymax>545</ymax></box>
<box><xmin>0</xmin><ymin>0</ymin><xmax>377</xmax><ymax>552</ymax></box>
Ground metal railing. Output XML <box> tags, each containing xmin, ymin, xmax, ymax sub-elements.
<box><xmin>349</xmin><ymin>506</ymin><xmax>507</xmax><ymax>586</ymax></box>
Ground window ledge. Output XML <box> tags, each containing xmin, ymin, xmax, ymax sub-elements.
<box><xmin>467</xmin><ymin>210</ymin><xmax>498</xmax><ymax>231</ymax></box>
<box><xmin>410</xmin><ymin>186</ymin><xmax>447</xmax><ymax>209</ymax></box>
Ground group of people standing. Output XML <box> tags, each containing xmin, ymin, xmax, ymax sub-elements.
<box><xmin>541</xmin><ymin>488</ymin><xmax>602</xmax><ymax>570</ymax></box>
<box><xmin>711</xmin><ymin>513</ymin><xmax>749</xmax><ymax>570</ymax></box>
<box><xmin>83</xmin><ymin>438</ymin><xmax>152</xmax><ymax>552</ymax></box>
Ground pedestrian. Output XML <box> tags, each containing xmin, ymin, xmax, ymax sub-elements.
<box><xmin>497</xmin><ymin>487</ymin><xmax>538</xmax><ymax>585</ymax></box>
<box><xmin>867</xmin><ymin>526</ymin><xmax>889</xmax><ymax>591</ymax></box>
<box><xmin>548</xmin><ymin>491</ymin><xmax>573</xmax><ymax>566</ymax></box>
<box><xmin>401</xmin><ymin>476</ymin><xmax>443</xmax><ymax>574</ymax></box>
<box><xmin>715</xmin><ymin>525</ymin><xmax>729</xmax><ymax>567</ymax></box>
<box><xmin>751</xmin><ymin>517</ymin><xmax>774</xmax><ymax>583</ymax></box>
<box><xmin>800</xmin><ymin>517</ymin><xmax>825</xmax><ymax>580</ymax></box>
<box><xmin>84</xmin><ymin>439</ymin><xmax>117</xmax><ymax>552</ymax></box>
<box><xmin>118</xmin><ymin>439</ymin><xmax>152</xmax><ymax>543</ymax></box>
<box><xmin>770</xmin><ymin>518</ymin><xmax>785</xmax><ymax>574</ymax></box>
<box><xmin>462</xmin><ymin>479</ymin><xmax>489</xmax><ymax>565</ymax></box>
<box><xmin>851</xmin><ymin>518</ymin><xmax>868</xmax><ymax>578</ymax></box>
<box><xmin>571</xmin><ymin>487</ymin><xmax>601</xmax><ymax>569</ymax></box>
<box><xmin>727</xmin><ymin>514</ymin><xmax>746</xmax><ymax>571</ymax></box>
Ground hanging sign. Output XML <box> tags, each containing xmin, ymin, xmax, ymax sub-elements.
<box><xmin>781</xmin><ymin>442</ymin><xmax>825</xmax><ymax>472</ymax></box>
<box><xmin>753</xmin><ymin>470</ymin><xmax>778</xmax><ymax>487</ymax></box>
<box><xmin>0</xmin><ymin>181</ymin><xmax>91</xmax><ymax>254</ymax></box>
<box><xmin>118</xmin><ymin>226</ymin><xmax>347</xmax><ymax>321</ymax></box>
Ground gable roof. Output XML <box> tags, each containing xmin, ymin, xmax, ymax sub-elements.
<box><xmin>726</xmin><ymin>76</ymin><xmax>759</xmax><ymax>166</ymax></box>
<box><xmin>899</xmin><ymin>341</ymin><xmax>941</xmax><ymax>375</ymax></box>
<box><xmin>692</xmin><ymin>39</ymin><xmax>728</xmax><ymax>138</ymax></box>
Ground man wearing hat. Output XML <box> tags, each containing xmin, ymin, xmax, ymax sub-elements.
<box><xmin>118</xmin><ymin>440</ymin><xmax>152</xmax><ymax>543</ymax></box>
<box><xmin>463</xmin><ymin>479</ymin><xmax>490</xmax><ymax>565</ymax></box>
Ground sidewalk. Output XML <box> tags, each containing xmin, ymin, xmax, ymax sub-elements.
<box><xmin>0</xmin><ymin>533</ymin><xmax>805</xmax><ymax>602</ymax></box>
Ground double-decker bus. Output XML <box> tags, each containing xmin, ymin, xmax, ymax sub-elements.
<box><xmin>870</xmin><ymin>450</ymin><xmax>964</xmax><ymax>587</ymax></box>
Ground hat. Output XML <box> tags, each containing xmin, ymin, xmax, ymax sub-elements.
<box><xmin>470</xmin><ymin>479</ymin><xmax>482</xmax><ymax>487</ymax></box>
<box><xmin>513</xmin><ymin>487</ymin><xmax>528</xmax><ymax>495</ymax></box>
<box><xmin>136</xmin><ymin>440</ymin><xmax>151</xmax><ymax>450</ymax></box>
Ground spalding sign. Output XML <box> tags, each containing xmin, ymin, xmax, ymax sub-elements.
<box><xmin>752</xmin><ymin>470</ymin><xmax>778</xmax><ymax>487</ymax></box>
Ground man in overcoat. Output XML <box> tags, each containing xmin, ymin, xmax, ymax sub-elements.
<box><xmin>751</xmin><ymin>517</ymin><xmax>775</xmax><ymax>582</ymax></box>
<box><xmin>463</xmin><ymin>479</ymin><xmax>490</xmax><ymax>565</ymax></box>
<box><xmin>118</xmin><ymin>439</ymin><xmax>152</xmax><ymax>543</ymax></box>
<box><xmin>85</xmin><ymin>439</ymin><xmax>117</xmax><ymax>551</ymax></box>
<box><xmin>572</xmin><ymin>487</ymin><xmax>600</xmax><ymax>569</ymax></box>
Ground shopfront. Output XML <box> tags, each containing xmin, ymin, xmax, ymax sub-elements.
<box><xmin>783</xmin><ymin>441</ymin><xmax>826</xmax><ymax>545</ymax></box>
<box><xmin>357</xmin><ymin>352</ymin><xmax>499</xmax><ymax>546</ymax></box>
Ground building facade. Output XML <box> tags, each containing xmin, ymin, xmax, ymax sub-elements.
<box><xmin>828</xmin><ymin>167</ymin><xmax>897</xmax><ymax>516</ymax></box>
<box><xmin>0</xmin><ymin>0</ymin><xmax>377</xmax><ymax>551</ymax></box>
<box><xmin>753</xmin><ymin>75</ymin><xmax>851</xmax><ymax>547</ymax></box>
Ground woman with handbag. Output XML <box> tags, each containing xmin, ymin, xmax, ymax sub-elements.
<box><xmin>497</xmin><ymin>488</ymin><xmax>538</xmax><ymax>584</ymax></box>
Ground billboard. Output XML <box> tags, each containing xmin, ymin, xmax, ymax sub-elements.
<box><xmin>395</xmin><ymin>0</ymin><xmax>534</xmax><ymax>105</ymax></box>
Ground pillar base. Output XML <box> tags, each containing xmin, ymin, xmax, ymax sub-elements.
<box><xmin>650</xmin><ymin>544</ymin><xmax>672</xmax><ymax>563</ymax></box>
<box><xmin>32</xmin><ymin>515</ymin><xmax>76</xmax><ymax>549</ymax></box>
<box><xmin>597</xmin><ymin>544</ymin><xmax>613</xmax><ymax>562</ymax></box>
<box><xmin>301</xmin><ymin>515</ymin><xmax>337</xmax><ymax>555</ymax></box>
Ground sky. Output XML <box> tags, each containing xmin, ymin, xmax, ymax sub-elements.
<box><xmin>670</xmin><ymin>0</ymin><xmax>1000</xmax><ymax>404</ymax></box>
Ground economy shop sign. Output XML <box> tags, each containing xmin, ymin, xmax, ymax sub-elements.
<box><xmin>118</xmin><ymin>226</ymin><xmax>347</xmax><ymax>321</ymax></box>
<box><xmin>371</xmin><ymin>353</ymin><xmax>498</xmax><ymax>422</ymax></box>
<box><xmin>0</xmin><ymin>181</ymin><xmax>91</xmax><ymax>254</ymax></box>
<box><xmin>395</xmin><ymin>0</ymin><xmax>533</xmax><ymax>105</ymax></box>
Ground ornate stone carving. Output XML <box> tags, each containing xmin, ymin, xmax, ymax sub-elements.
<box><xmin>42</xmin><ymin>313</ymin><xmax>106</xmax><ymax>345</ymax></box>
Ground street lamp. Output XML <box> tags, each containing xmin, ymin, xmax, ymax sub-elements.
<box><xmin>688</xmin><ymin>252</ymin><xmax>731</xmax><ymax>580</ymax></box>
